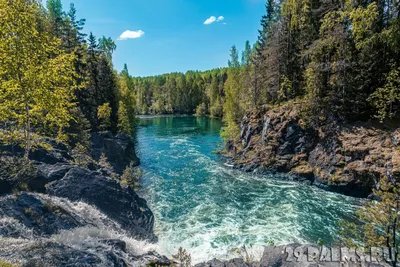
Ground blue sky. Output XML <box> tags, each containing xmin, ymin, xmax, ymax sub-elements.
<box><xmin>60</xmin><ymin>0</ymin><xmax>266</xmax><ymax>77</ymax></box>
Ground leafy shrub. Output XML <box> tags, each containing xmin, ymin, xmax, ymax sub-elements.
<box><xmin>0</xmin><ymin>156</ymin><xmax>36</xmax><ymax>190</ymax></box>
<box><xmin>97</xmin><ymin>103</ymin><xmax>112</xmax><ymax>131</ymax></box>
<box><xmin>0</xmin><ymin>261</ymin><xmax>15</xmax><ymax>267</ymax></box>
<box><xmin>172</xmin><ymin>247</ymin><xmax>191</xmax><ymax>267</ymax></box>
<box><xmin>195</xmin><ymin>103</ymin><xmax>207</xmax><ymax>117</ymax></box>
<box><xmin>121</xmin><ymin>162</ymin><xmax>142</xmax><ymax>190</ymax></box>
<box><xmin>71</xmin><ymin>143</ymin><xmax>93</xmax><ymax>168</ymax></box>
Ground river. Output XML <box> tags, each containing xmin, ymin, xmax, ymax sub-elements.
<box><xmin>136</xmin><ymin>116</ymin><xmax>361</xmax><ymax>263</ymax></box>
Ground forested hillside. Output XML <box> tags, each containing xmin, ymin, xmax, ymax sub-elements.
<box><xmin>132</xmin><ymin>0</ymin><xmax>400</xmax><ymax>142</ymax></box>
<box><xmin>2</xmin><ymin>0</ymin><xmax>399</xmax><ymax>154</ymax></box>
<box><xmin>132</xmin><ymin>69</ymin><xmax>227</xmax><ymax>116</ymax></box>
<box><xmin>0</xmin><ymin>0</ymin><xmax>136</xmax><ymax>157</ymax></box>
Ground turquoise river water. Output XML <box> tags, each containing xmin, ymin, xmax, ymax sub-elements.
<box><xmin>136</xmin><ymin>116</ymin><xmax>360</xmax><ymax>263</ymax></box>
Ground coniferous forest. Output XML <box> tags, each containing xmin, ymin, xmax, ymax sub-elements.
<box><xmin>132</xmin><ymin>0</ymin><xmax>400</xmax><ymax>140</ymax></box>
<box><xmin>0</xmin><ymin>0</ymin><xmax>400</xmax><ymax>266</ymax></box>
<box><xmin>2</xmin><ymin>0</ymin><xmax>399</xmax><ymax>152</ymax></box>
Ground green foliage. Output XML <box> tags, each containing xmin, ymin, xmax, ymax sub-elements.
<box><xmin>0</xmin><ymin>0</ymin><xmax>77</xmax><ymax>158</ymax></box>
<box><xmin>172</xmin><ymin>247</ymin><xmax>191</xmax><ymax>267</ymax></box>
<box><xmin>118</xmin><ymin>101</ymin><xmax>132</xmax><ymax>135</ymax></box>
<box><xmin>132</xmin><ymin>69</ymin><xmax>227</xmax><ymax>116</ymax></box>
<box><xmin>98</xmin><ymin>36</ymin><xmax>116</xmax><ymax>60</ymax></box>
<box><xmin>340</xmin><ymin>176</ymin><xmax>400</xmax><ymax>266</ymax></box>
<box><xmin>120</xmin><ymin>162</ymin><xmax>142</xmax><ymax>190</ymax></box>
<box><xmin>221</xmin><ymin>123</ymin><xmax>240</xmax><ymax>142</ymax></box>
<box><xmin>71</xmin><ymin>143</ymin><xmax>92</xmax><ymax>167</ymax></box>
<box><xmin>0</xmin><ymin>156</ymin><xmax>36</xmax><ymax>193</ymax></box>
<box><xmin>0</xmin><ymin>261</ymin><xmax>15</xmax><ymax>267</ymax></box>
<box><xmin>228</xmin><ymin>46</ymin><xmax>240</xmax><ymax>68</ymax></box>
<box><xmin>278</xmin><ymin>75</ymin><xmax>292</xmax><ymax>104</ymax></box>
<box><xmin>195</xmin><ymin>103</ymin><xmax>208</xmax><ymax>117</ymax></box>
<box><xmin>368</xmin><ymin>68</ymin><xmax>400</xmax><ymax>122</ymax></box>
<box><xmin>67</xmin><ymin>107</ymin><xmax>91</xmax><ymax>149</ymax></box>
<box><xmin>97</xmin><ymin>103</ymin><xmax>112</xmax><ymax>131</ymax></box>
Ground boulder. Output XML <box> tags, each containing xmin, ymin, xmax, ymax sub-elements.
<box><xmin>29</xmin><ymin>143</ymin><xmax>73</xmax><ymax>164</ymax></box>
<box><xmin>0</xmin><ymin>193</ymin><xmax>85</xmax><ymax>238</ymax></box>
<box><xmin>46</xmin><ymin>167</ymin><xmax>156</xmax><ymax>241</ymax></box>
<box><xmin>0</xmin><ymin>239</ymin><xmax>170</xmax><ymax>267</ymax></box>
<box><xmin>0</xmin><ymin>241</ymin><xmax>128</xmax><ymax>267</ymax></box>
<box><xmin>91</xmin><ymin>132</ymin><xmax>140</xmax><ymax>175</ymax></box>
<box><xmin>27</xmin><ymin>163</ymin><xmax>73</xmax><ymax>193</ymax></box>
<box><xmin>0</xmin><ymin>157</ymin><xmax>73</xmax><ymax>195</ymax></box>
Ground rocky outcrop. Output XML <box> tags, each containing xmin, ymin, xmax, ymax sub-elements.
<box><xmin>91</xmin><ymin>132</ymin><xmax>140</xmax><ymax>175</ymax></box>
<box><xmin>0</xmin><ymin>132</ymin><xmax>155</xmax><ymax>241</ymax></box>
<box><xmin>0</xmin><ymin>138</ymin><xmax>73</xmax><ymax>165</ymax></box>
<box><xmin>0</xmin><ymin>240</ymin><xmax>169</xmax><ymax>267</ymax></box>
<box><xmin>0</xmin><ymin>193</ymin><xmax>167</xmax><ymax>267</ymax></box>
<box><xmin>226</xmin><ymin>103</ymin><xmax>400</xmax><ymax>198</ymax></box>
<box><xmin>0</xmin><ymin>193</ymin><xmax>86</xmax><ymax>238</ymax></box>
<box><xmin>47</xmin><ymin>167</ymin><xmax>156</xmax><ymax>241</ymax></box>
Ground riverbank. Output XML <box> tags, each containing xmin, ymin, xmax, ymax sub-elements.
<box><xmin>0</xmin><ymin>116</ymin><xmax>395</xmax><ymax>266</ymax></box>
<box><xmin>224</xmin><ymin>102</ymin><xmax>400</xmax><ymax>198</ymax></box>
<box><xmin>135</xmin><ymin>116</ymin><xmax>361</xmax><ymax>263</ymax></box>
<box><xmin>0</xmin><ymin>132</ymin><xmax>168</xmax><ymax>266</ymax></box>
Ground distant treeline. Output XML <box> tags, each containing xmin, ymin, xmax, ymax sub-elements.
<box><xmin>128</xmin><ymin>0</ymin><xmax>400</xmax><ymax>140</ymax></box>
<box><xmin>131</xmin><ymin>69</ymin><xmax>228</xmax><ymax>117</ymax></box>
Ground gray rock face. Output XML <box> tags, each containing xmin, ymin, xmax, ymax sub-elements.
<box><xmin>91</xmin><ymin>132</ymin><xmax>140</xmax><ymax>175</ymax></box>
<box><xmin>0</xmin><ymin>134</ymin><xmax>165</xmax><ymax>266</ymax></box>
<box><xmin>226</xmin><ymin>103</ymin><xmax>400</xmax><ymax>198</ymax></box>
<box><xmin>27</xmin><ymin>163</ymin><xmax>74</xmax><ymax>193</ymax></box>
<box><xmin>0</xmin><ymin>237</ymin><xmax>166</xmax><ymax>267</ymax></box>
<box><xmin>12</xmin><ymin>241</ymin><xmax>129</xmax><ymax>267</ymax></box>
<box><xmin>0</xmin><ymin>192</ymin><xmax>165</xmax><ymax>267</ymax></box>
<box><xmin>47</xmin><ymin>167</ymin><xmax>155</xmax><ymax>241</ymax></box>
<box><xmin>0</xmin><ymin>193</ymin><xmax>86</xmax><ymax>238</ymax></box>
<box><xmin>261</xmin><ymin>116</ymin><xmax>271</xmax><ymax>146</ymax></box>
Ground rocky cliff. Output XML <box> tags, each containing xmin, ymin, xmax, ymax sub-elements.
<box><xmin>225</xmin><ymin>103</ymin><xmax>400</xmax><ymax>198</ymax></box>
<box><xmin>0</xmin><ymin>134</ymin><xmax>164</xmax><ymax>266</ymax></box>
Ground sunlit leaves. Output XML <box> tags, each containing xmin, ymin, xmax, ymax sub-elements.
<box><xmin>0</xmin><ymin>0</ymin><xmax>77</xmax><ymax>154</ymax></box>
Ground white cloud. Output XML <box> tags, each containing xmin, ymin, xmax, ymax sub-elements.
<box><xmin>204</xmin><ymin>16</ymin><xmax>217</xmax><ymax>25</ymax></box>
<box><xmin>118</xmin><ymin>30</ymin><xmax>145</xmax><ymax>40</ymax></box>
<box><xmin>204</xmin><ymin>15</ymin><xmax>224</xmax><ymax>25</ymax></box>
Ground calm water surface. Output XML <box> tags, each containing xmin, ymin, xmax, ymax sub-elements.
<box><xmin>136</xmin><ymin>116</ymin><xmax>360</xmax><ymax>263</ymax></box>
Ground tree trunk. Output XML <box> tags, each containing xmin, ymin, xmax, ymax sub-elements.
<box><xmin>24</xmin><ymin>100</ymin><xmax>30</xmax><ymax>160</ymax></box>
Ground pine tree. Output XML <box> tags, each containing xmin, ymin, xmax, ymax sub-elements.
<box><xmin>368</xmin><ymin>67</ymin><xmax>400</xmax><ymax>121</ymax></box>
<box><xmin>222</xmin><ymin>46</ymin><xmax>243</xmax><ymax>140</ymax></box>
<box><xmin>257</xmin><ymin>0</ymin><xmax>276</xmax><ymax>53</ymax></box>
<box><xmin>83</xmin><ymin>32</ymin><xmax>100</xmax><ymax>130</ymax></box>
<box><xmin>118</xmin><ymin>101</ymin><xmax>131</xmax><ymax>135</ymax></box>
<box><xmin>228</xmin><ymin>46</ymin><xmax>240</xmax><ymax>68</ymax></box>
<box><xmin>98</xmin><ymin>36</ymin><xmax>116</xmax><ymax>61</ymax></box>
<box><xmin>97</xmin><ymin>103</ymin><xmax>112</xmax><ymax>131</ymax></box>
<box><xmin>46</xmin><ymin>0</ymin><xmax>64</xmax><ymax>38</ymax></box>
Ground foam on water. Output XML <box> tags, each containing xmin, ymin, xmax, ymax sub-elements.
<box><xmin>136</xmin><ymin>116</ymin><xmax>361</xmax><ymax>264</ymax></box>
<box><xmin>0</xmin><ymin>193</ymin><xmax>157</xmax><ymax>265</ymax></box>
